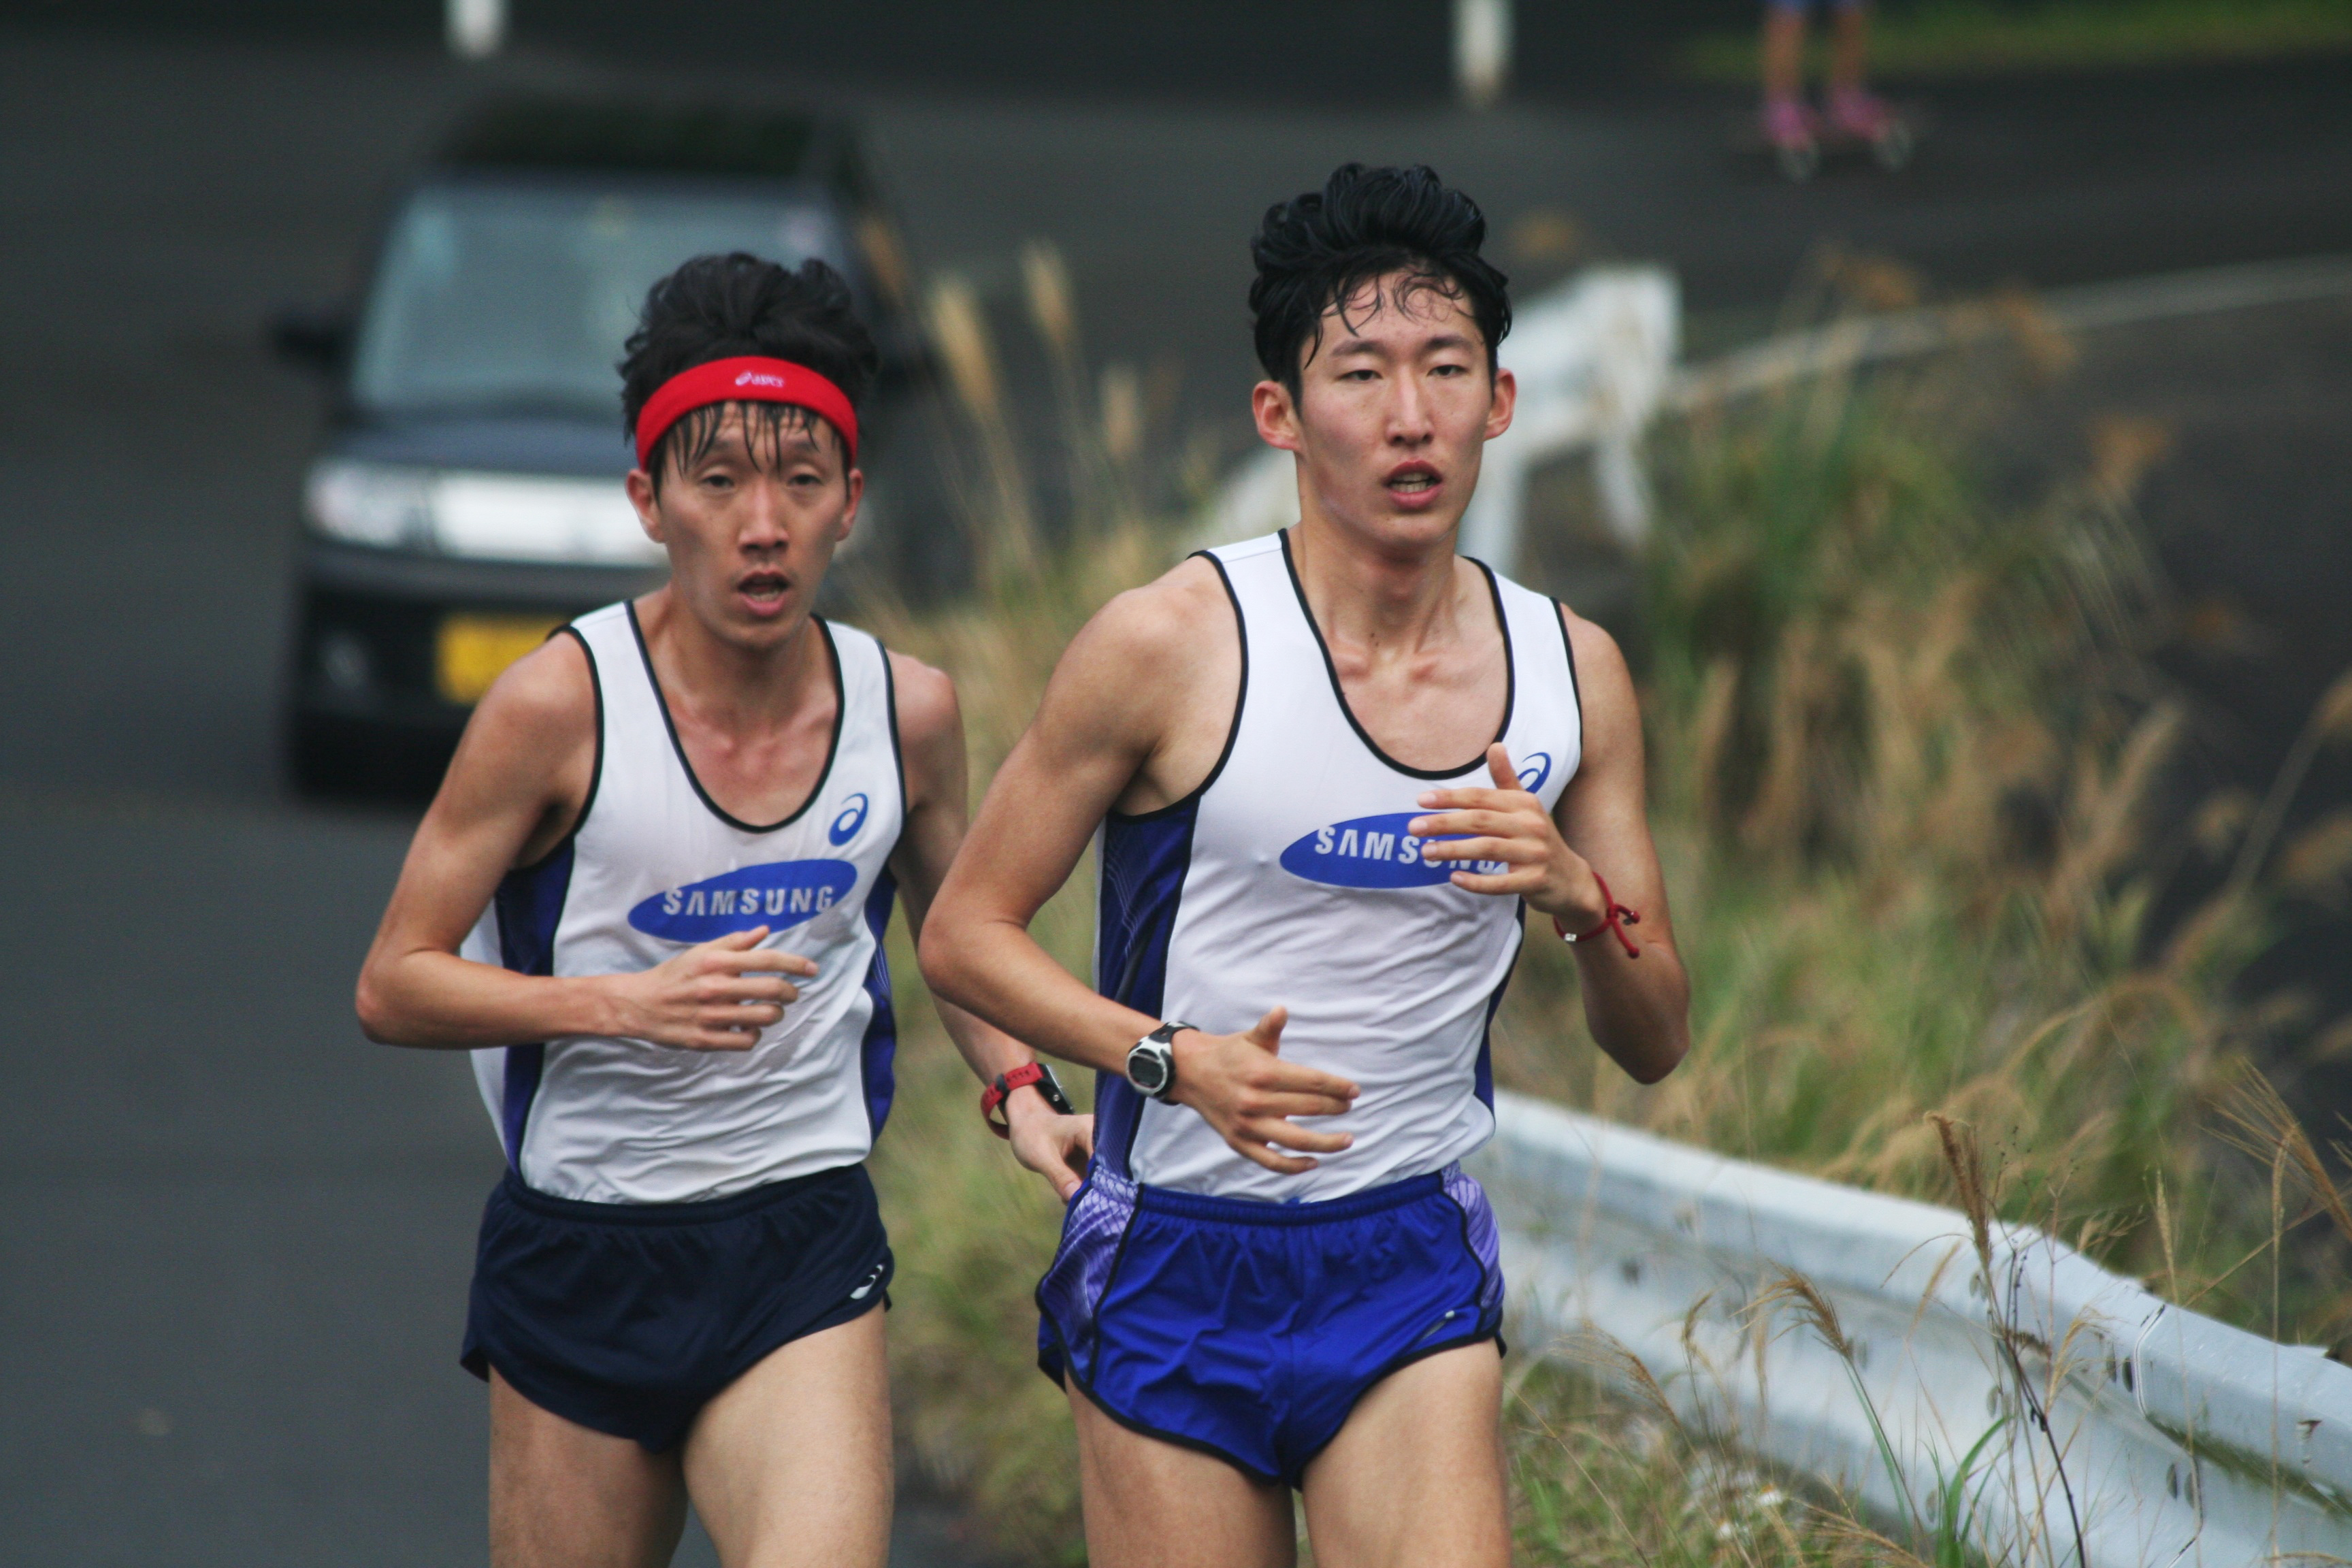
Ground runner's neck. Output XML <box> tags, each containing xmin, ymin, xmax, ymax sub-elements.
<box><xmin>636</xmin><ymin>587</ymin><xmax>834</xmax><ymax>741</ymax></box>
<box><xmin>1288</xmin><ymin>519</ymin><xmax>1481</xmax><ymax>659</ymax></box>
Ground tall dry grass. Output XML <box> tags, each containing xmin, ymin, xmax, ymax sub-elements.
<box><xmin>858</xmin><ymin>254</ymin><xmax>2352</xmax><ymax>1561</ymax></box>
<box><xmin>1490</xmin><ymin>337</ymin><xmax>2352</xmax><ymax>1343</ymax></box>
<box><xmin>861</xmin><ymin>252</ymin><xmax>1164</xmax><ymax>1564</ymax></box>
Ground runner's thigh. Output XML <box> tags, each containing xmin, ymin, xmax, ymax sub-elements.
<box><xmin>681</xmin><ymin>1305</ymin><xmax>893</xmax><ymax>1568</ymax></box>
<box><xmin>1069</xmin><ymin>1382</ymin><xmax>1297</xmax><ymax>1568</ymax></box>
<box><xmin>490</xmin><ymin>1368</ymin><xmax>689</xmax><ymax>1568</ymax></box>
<box><xmin>1298</xmin><ymin>1342</ymin><xmax>1509</xmax><ymax>1568</ymax></box>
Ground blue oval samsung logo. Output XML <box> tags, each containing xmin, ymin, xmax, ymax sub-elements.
<box><xmin>627</xmin><ymin>860</ymin><xmax>858</xmax><ymax>943</ymax></box>
<box><xmin>1278</xmin><ymin>813</ymin><xmax>1509</xmax><ymax>890</ymax></box>
<box><xmin>828</xmin><ymin>791</ymin><xmax>870</xmax><ymax>847</ymax></box>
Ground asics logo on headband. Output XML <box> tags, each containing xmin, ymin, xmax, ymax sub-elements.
<box><xmin>735</xmin><ymin>370</ymin><xmax>789</xmax><ymax>389</ymax></box>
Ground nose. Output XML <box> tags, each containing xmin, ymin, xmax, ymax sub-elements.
<box><xmin>1386</xmin><ymin>372</ymin><xmax>1435</xmax><ymax>446</ymax></box>
<box><xmin>740</xmin><ymin>474</ymin><xmax>789</xmax><ymax>550</ymax></box>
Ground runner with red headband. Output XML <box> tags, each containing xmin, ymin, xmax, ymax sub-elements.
<box><xmin>355</xmin><ymin>250</ymin><xmax>1088</xmax><ymax>1568</ymax></box>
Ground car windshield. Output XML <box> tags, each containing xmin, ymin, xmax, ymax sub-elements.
<box><xmin>350</xmin><ymin>181</ymin><xmax>847</xmax><ymax>421</ymax></box>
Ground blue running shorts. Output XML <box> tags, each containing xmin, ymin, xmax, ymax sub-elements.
<box><xmin>461</xmin><ymin>1163</ymin><xmax>892</xmax><ymax>1452</ymax></box>
<box><xmin>1035</xmin><ymin>1164</ymin><xmax>1505</xmax><ymax>1486</ymax></box>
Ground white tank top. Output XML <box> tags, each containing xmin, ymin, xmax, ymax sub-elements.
<box><xmin>1090</xmin><ymin>531</ymin><xmax>1581</xmax><ymax>1200</ymax></box>
<box><xmin>463</xmin><ymin>601</ymin><xmax>906</xmax><ymax>1205</ymax></box>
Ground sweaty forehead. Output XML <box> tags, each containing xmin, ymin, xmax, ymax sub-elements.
<box><xmin>1317</xmin><ymin>271</ymin><xmax>1483</xmax><ymax>352</ymax></box>
<box><xmin>676</xmin><ymin>402</ymin><xmax>836</xmax><ymax>465</ymax></box>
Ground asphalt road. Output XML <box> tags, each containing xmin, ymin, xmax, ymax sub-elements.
<box><xmin>1</xmin><ymin>24</ymin><xmax>2347</xmax><ymax>1565</ymax></box>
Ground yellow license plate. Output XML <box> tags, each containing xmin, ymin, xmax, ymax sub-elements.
<box><xmin>436</xmin><ymin>614</ymin><xmax>562</xmax><ymax>705</ymax></box>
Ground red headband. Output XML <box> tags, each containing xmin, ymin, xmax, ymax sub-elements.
<box><xmin>632</xmin><ymin>356</ymin><xmax>859</xmax><ymax>472</ymax></box>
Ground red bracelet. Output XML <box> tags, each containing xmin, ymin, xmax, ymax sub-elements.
<box><xmin>1553</xmin><ymin>871</ymin><xmax>1642</xmax><ymax>958</ymax></box>
<box><xmin>979</xmin><ymin>1062</ymin><xmax>1068</xmax><ymax>1139</ymax></box>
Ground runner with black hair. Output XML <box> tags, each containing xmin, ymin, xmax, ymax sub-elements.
<box><xmin>357</xmin><ymin>250</ymin><xmax>1090</xmax><ymax>1568</ymax></box>
<box><xmin>924</xmin><ymin>165</ymin><xmax>1689</xmax><ymax>1566</ymax></box>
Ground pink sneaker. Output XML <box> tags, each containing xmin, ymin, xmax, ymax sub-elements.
<box><xmin>1827</xmin><ymin>86</ymin><xmax>1896</xmax><ymax>140</ymax></box>
<box><xmin>1761</xmin><ymin>95</ymin><xmax>1818</xmax><ymax>150</ymax></box>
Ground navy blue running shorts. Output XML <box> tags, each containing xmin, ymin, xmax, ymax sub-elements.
<box><xmin>461</xmin><ymin>1162</ymin><xmax>892</xmax><ymax>1452</ymax></box>
<box><xmin>1035</xmin><ymin>1163</ymin><xmax>1504</xmax><ymax>1486</ymax></box>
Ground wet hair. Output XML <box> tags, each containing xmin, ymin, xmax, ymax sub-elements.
<box><xmin>1250</xmin><ymin>163</ymin><xmax>1511</xmax><ymax>397</ymax></box>
<box><xmin>619</xmin><ymin>251</ymin><xmax>880</xmax><ymax>492</ymax></box>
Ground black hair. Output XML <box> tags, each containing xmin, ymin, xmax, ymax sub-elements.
<box><xmin>1249</xmin><ymin>163</ymin><xmax>1511</xmax><ymax>397</ymax></box>
<box><xmin>619</xmin><ymin>250</ymin><xmax>881</xmax><ymax>491</ymax></box>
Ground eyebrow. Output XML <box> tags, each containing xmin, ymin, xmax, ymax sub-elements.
<box><xmin>699</xmin><ymin>425</ymin><xmax>828</xmax><ymax>463</ymax></box>
<box><xmin>1328</xmin><ymin>331</ymin><xmax>1478</xmax><ymax>358</ymax></box>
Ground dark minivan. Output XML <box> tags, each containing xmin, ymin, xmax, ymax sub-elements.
<box><xmin>274</xmin><ymin>97</ymin><xmax>918</xmax><ymax>791</ymax></box>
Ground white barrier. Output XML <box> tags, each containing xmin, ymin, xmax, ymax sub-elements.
<box><xmin>1665</xmin><ymin>251</ymin><xmax>2352</xmax><ymax>414</ymax></box>
<box><xmin>1471</xmin><ymin>1091</ymin><xmax>2352</xmax><ymax>1567</ymax></box>
<box><xmin>1201</xmin><ymin>267</ymin><xmax>1680</xmax><ymax>566</ymax></box>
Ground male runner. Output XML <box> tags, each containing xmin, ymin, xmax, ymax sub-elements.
<box><xmin>356</xmin><ymin>251</ymin><xmax>1089</xmax><ymax>1568</ymax></box>
<box><xmin>921</xmin><ymin>165</ymin><xmax>1690</xmax><ymax>1567</ymax></box>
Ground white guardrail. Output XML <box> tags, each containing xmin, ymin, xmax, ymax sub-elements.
<box><xmin>1469</xmin><ymin>1092</ymin><xmax>2352</xmax><ymax>1567</ymax></box>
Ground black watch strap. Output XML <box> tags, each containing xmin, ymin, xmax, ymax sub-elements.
<box><xmin>1024</xmin><ymin>1062</ymin><xmax>1077</xmax><ymax>1116</ymax></box>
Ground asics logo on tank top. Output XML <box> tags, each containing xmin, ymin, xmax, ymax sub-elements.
<box><xmin>628</xmin><ymin>861</ymin><xmax>858</xmax><ymax>942</ymax></box>
<box><xmin>828</xmin><ymin>791</ymin><xmax>870</xmax><ymax>845</ymax></box>
<box><xmin>1516</xmin><ymin>752</ymin><xmax>1553</xmax><ymax>791</ymax></box>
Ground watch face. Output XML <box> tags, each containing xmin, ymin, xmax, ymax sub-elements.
<box><xmin>1128</xmin><ymin>1043</ymin><xmax>1170</xmax><ymax>1094</ymax></box>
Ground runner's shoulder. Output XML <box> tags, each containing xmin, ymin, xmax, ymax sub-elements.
<box><xmin>883</xmin><ymin>646</ymin><xmax>958</xmax><ymax>754</ymax></box>
<box><xmin>1064</xmin><ymin>553</ymin><xmax>1232</xmax><ymax>693</ymax></box>
<box><xmin>1556</xmin><ymin>601</ymin><xmax>1630</xmax><ymax>693</ymax></box>
<box><xmin>463</xmin><ymin>629</ymin><xmax>598</xmax><ymax>762</ymax></box>
<box><xmin>1556</xmin><ymin>600</ymin><xmax>1639</xmax><ymax>751</ymax></box>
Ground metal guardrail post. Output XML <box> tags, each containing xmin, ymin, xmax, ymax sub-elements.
<box><xmin>448</xmin><ymin>0</ymin><xmax>505</xmax><ymax>60</ymax></box>
<box><xmin>1456</xmin><ymin>0</ymin><xmax>1513</xmax><ymax>110</ymax></box>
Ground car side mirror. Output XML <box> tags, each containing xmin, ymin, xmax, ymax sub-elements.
<box><xmin>267</xmin><ymin>304</ymin><xmax>355</xmax><ymax>376</ymax></box>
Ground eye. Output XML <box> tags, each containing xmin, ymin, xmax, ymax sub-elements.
<box><xmin>1340</xmin><ymin>368</ymin><xmax>1379</xmax><ymax>382</ymax></box>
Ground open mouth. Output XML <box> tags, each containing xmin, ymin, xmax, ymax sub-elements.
<box><xmin>1384</xmin><ymin>461</ymin><xmax>1441</xmax><ymax>500</ymax></box>
<box><xmin>738</xmin><ymin>570</ymin><xmax>791</xmax><ymax>611</ymax></box>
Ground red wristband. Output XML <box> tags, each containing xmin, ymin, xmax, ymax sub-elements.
<box><xmin>980</xmin><ymin>1063</ymin><xmax>1050</xmax><ymax>1139</ymax></box>
<box><xmin>1553</xmin><ymin>871</ymin><xmax>1642</xmax><ymax>958</ymax></box>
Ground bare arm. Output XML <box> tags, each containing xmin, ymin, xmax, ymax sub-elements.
<box><xmin>1407</xmin><ymin>611</ymin><xmax>1689</xmax><ymax>1083</ymax></box>
<box><xmin>887</xmin><ymin>650</ymin><xmax>1092</xmax><ymax>1198</ymax></box>
<box><xmin>354</xmin><ymin>633</ymin><xmax>812</xmax><ymax>1052</ymax></box>
<box><xmin>920</xmin><ymin>561</ymin><xmax>1361</xmax><ymax>1175</ymax></box>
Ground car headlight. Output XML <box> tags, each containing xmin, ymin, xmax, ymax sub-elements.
<box><xmin>431</xmin><ymin>472</ymin><xmax>662</xmax><ymax>566</ymax></box>
<box><xmin>304</xmin><ymin>460</ymin><xmax>434</xmax><ymax>548</ymax></box>
<box><xmin>303</xmin><ymin>461</ymin><xmax>662</xmax><ymax>566</ymax></box>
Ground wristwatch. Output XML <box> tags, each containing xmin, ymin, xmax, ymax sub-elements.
<box><xmin>1126</xmin><ymin>1020</ymin><xmax>1192</xmax><ymax>1102</ymax></box>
